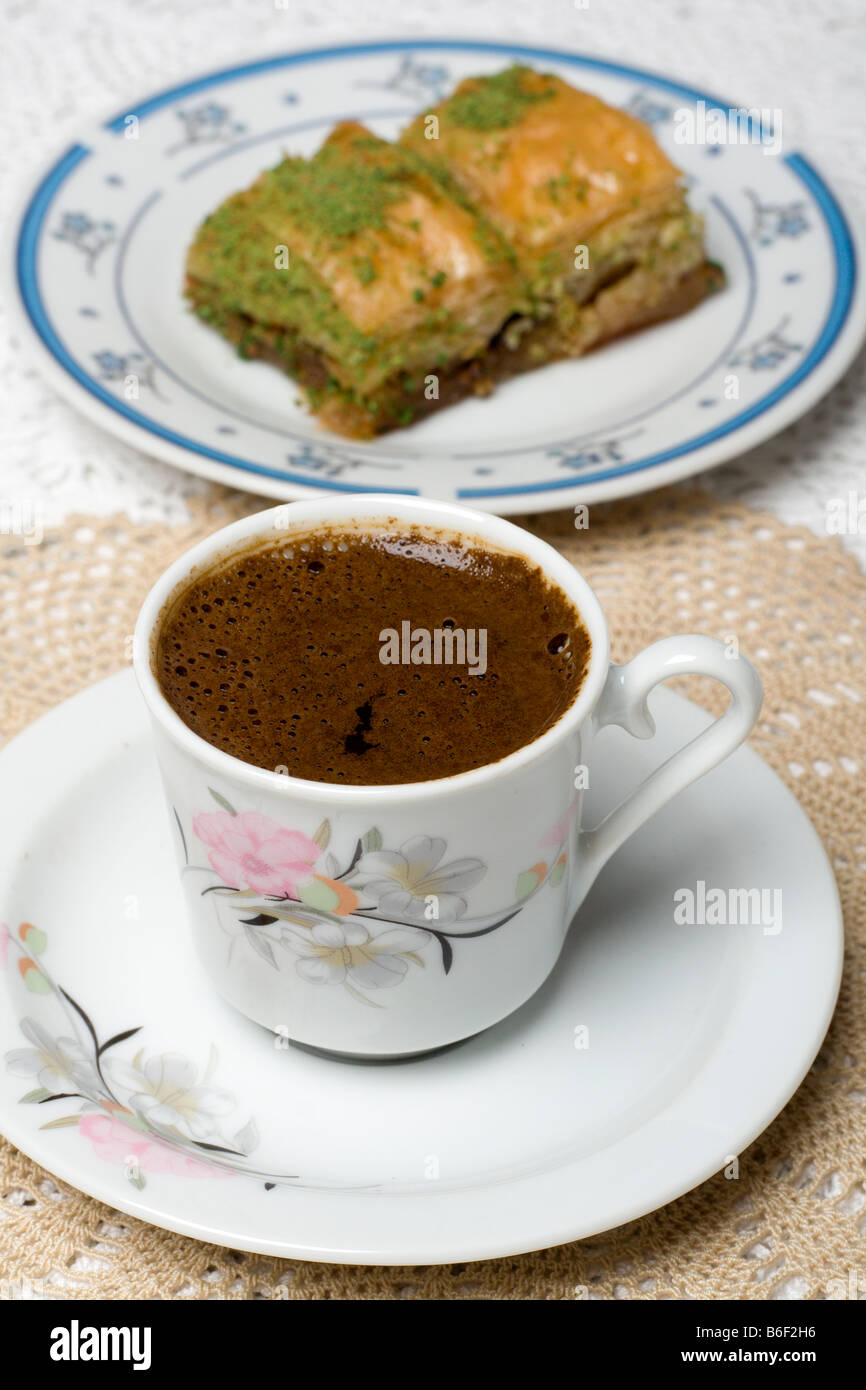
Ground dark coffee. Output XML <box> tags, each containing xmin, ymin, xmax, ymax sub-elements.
<box><xmin>155</xmin><ymin>525</ymin><xmax>590</xmax><ymax>785</ymax></box>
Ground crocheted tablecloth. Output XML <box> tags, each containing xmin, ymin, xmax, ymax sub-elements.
<box><xmin>1</xmin><ymin>486</ymin><xmax>863</xmax><ymax>1300</ymax></box>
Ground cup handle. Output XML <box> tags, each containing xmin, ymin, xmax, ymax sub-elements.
<box><xmin>570</xmin><ymin>635</ymin><xmax>763</xmax><ymax>915</ymax></box>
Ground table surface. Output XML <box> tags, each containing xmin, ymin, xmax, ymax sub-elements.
<box><xmin>2</xmin><ymin>0</ymin><xmax>865</xmax><ymax>556</ymax></box>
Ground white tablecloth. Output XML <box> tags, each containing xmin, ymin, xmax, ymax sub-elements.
<box><xmin>2</xmin><ymin>0</ymin><xmax>864</xmax><ymax>555</ymax></box>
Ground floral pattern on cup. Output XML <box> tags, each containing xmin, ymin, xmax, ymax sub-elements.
<box><xmin>182</xmin><ymin>791</ymin><xmax>570</xmax><ymax>1006</ymax></box>
<box><xmin>194</xmin><ymin>811</ymin><xmax>321</xmax><ymax>897</ymax></box>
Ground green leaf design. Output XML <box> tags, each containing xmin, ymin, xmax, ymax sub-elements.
<box><xmin>23</xmin><ymin>967</ymin><xmax>51</xmax><ymax>995</ymax></box>
<box><xmin>549</xmin><ymin>859</ymin><xmax>566</xmax><ymax>888</ymax></box>
<box><xmin>312</xmin><ymin>819</ymin><xmax>331</xmax><ymax>850</ymax></box>
<box><xmin>362</xmin><ymin>827</ymin><xmax>383</xmax><ymax>853</ymax></box>
<box><xmin>127</xmin><ymin>1170</ymin><xmax>146</xmax><ymax>1191</ymax></box>
<box><xmin>22</xmin><ymin>926</ymin><xmax>47</xmax><ymax>955</ymax></box>
<box><xmin>115</xmin><ymin>1111</ymin><xmax>150</xmax><ymax>1133</ymax></box>
<box><xmin>208</xmin><ymin>787</ymin><xmax>237</xmax><ymax>815</ymax></box>
<box><xmin>516</xmin><ymin>869</ymin><xmax>541</xmax><ymax>901</ymax></box>
<box><xmin>20</xmin><ymin>1087</ymin><xmax>53</xmax><ymax>1104</ymax></box>
<box><xmin>40</xmin><ymin>1115</ymin><xmax>80</xmax><ymax>1130</ymax></box>
<box><xmin>297</xmin><ymin>877</ymin><xmax>341</xmax><ymax>912</ymax></box>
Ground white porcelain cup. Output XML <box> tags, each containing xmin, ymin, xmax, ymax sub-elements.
<box><xmin>134</xmin><ymin>495</ymin><xmax>763</xmax><ymax>1057</ymax></box>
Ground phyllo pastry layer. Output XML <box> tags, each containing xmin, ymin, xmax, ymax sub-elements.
<box><xmin>186</xmin><ymin>68</ymin><xmax>722</xmax><ymax>438</ymax></box>
<box><xmin>399</xmin><ymin>66</ymin><xmax>719</xmax><ymax>319</ymax></box>
<box><xmin>186</xmin><ymin>121</ymin><xmax>524</xmax><ymax>434</ymax></box>
<box><xmin>400</xmin><ymin>68</ymin><xmax>687</xmax><ymax>284</ymax></box>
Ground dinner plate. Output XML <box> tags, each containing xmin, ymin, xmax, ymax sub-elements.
<box><xmin>9</xmin><ymin>39</ymin><xmax>866</xmax><ymax>513</ymax></box>
<box><xmin>0</xmin><ymin>671</ymin><xmax>841</xmax><ymax>1263</ymax></box>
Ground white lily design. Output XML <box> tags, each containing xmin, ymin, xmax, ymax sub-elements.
<box><xmin>6</xmin><ymin>1018</ymin><xmax>99</xmax><ymax>1095</ymax></box>
<box><xmin>105</xmin><ymin>1052</ymin><xmax>235</xmax><ymax>1141</ymax></box>
<box><xmin>354</xmin><ymin>836</ymin><xmax>486</xmax><ymax>924</ymax></box>
<box><xmin>280</xmin><ymin>919</ymin><xmax>430</xmax><ymax>990</ymax></box>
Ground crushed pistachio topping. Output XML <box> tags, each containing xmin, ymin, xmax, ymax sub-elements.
<box><xmin>271</xmin><ymin>138</ymin><xmax>418</xmax><ymax>243</ymax></box>
<box><xmin>544</xmin><ymin>173</ymin><xmax>590</xmax><ymax>206</ymax></box>
<box><xmin>353</xmin><ymin>256</ymin><xmax>378</xmax><ymax>285</ymax></box>
<box><xmin>446</xmin><ymin>66</ymin><xmax>556</xmax><ymax>132</ymax></box>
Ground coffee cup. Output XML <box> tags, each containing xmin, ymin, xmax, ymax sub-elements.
<box><xmin>133</xmin><ymin>495</ymin><xmax>762</xmax><ymax>1057</ymax></box>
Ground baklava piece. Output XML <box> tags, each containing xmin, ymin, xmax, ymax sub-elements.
<box><xmin>186</xmin><ymin>68</ymin><xmax>722</xmax><ymax>438</ymax></box>
<box><xmin>399</xmin><ymin>66</ymin><xmax>722</xmax><ymax>378</ymax></box>
<box><xmin>185</xmin><ymin>121</ymin><xmax>524</xmax><ymax>437</ymax></box>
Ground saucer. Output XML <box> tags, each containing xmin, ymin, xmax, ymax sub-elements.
<box><xmin>0</xmin><ymin>672</ymin><xmax>841</xmax><ymax>1264</ymax></box>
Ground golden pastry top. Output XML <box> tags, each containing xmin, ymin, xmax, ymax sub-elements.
<box><xmin>187</xmin><ymin>122</ymin><xmax>522</xmax><ymax>390</ymax></box>
<box><xmin>400</xmin><ymin>67</ymin><xmax>683</xmax><ymax>267</ymax></box>
<box><xmin>301</xmin><ymin>122</ymin><xmax>519</xmax><ymax>340</ymax></box>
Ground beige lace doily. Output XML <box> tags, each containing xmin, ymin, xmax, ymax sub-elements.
<box><xmin>1</xmin><ymin>487</ymin><xmax>863</xmax><ymax>1300</ymax></box>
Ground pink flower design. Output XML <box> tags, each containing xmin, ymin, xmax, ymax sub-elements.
<box><xmin>79</xmin><ymin>1114</ymin><xmax>232</xmax><ymax>1179</ymax></box>
<box><xmin>540</xmin><ymin>795</ymin><xmax>580</xmax><ymax>849</ymax></box>
<box><xmin>192</xmin><ymin>810</ymin><xmax>320</xmax><ymax>896</ymax></box>
<box><xmin>0</xmin><ymin>923</ymin><xmax>9</xmax><ymax>968</ymax></box>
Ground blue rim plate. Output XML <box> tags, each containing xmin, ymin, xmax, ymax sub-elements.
<box><xmin>9</xmin><ymin>39</ymin><xmax>866</xmax><ymax>513</ymax></box>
